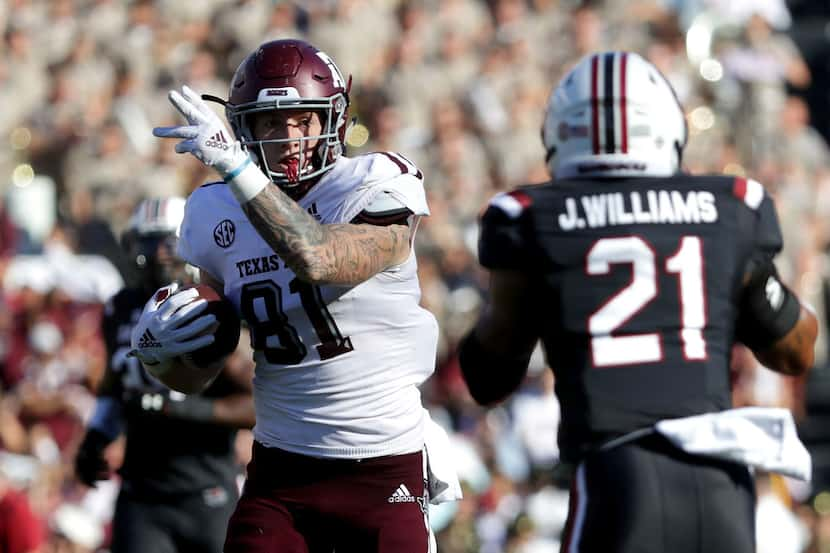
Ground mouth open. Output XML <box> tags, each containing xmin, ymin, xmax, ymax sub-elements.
<box><xmin>276</xmin><ymin>153</ymin><xmax>316</xmax><ymax>184</ymax></box>
<box><xmin>280</xmin><ymin>158</ymin><xmax>300</xmax><ymax>183</ymax></box>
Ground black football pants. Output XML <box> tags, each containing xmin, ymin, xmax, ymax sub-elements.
<box><xmin>560</xmin><ymin>433</ymin><xmax>755</xmax><ymax>553</ymax></box>
<box><xmin>110</xmin><ymin>485</ymin><xmax>237</xmax><ymax>553</ymax></box>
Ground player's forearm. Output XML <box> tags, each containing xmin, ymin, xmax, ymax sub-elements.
<box><xmin>459</xmin><ymin>325</ymin><xmax>534</xmax><ymax>405</ymax></box>
<box><xmin>754</xmin><ymin>305</ymin><xmax>817</xmax><ymax>376</ymax></box>
<box><xmin>242</xmin><ymin>185</ymin><xmax>410</xmax><ymax>285</ymax></box>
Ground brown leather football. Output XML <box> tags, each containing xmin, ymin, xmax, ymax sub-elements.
<box><xmin>154</xmin><ymin>284</ymin><xmax>242</xmax><ymax>394</ymax></box>
<box><xmin>178</xmin><ymin>284</ymin><xmax>241</xmax><ymax>369</ymax></box>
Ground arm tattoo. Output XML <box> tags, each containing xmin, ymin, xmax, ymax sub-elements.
<box><xmin>241</xmin><ymin>185</ymin><xmax>411</xmax><ymax>285</ymax></box>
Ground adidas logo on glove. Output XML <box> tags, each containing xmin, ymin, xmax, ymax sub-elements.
<box><xmin>137</xmin><ymin>329</ymin><xmax>162</xmax><ymax>349</ymax></box>
<box><xmin>205</xmin><ymin>131</ymin><xmax>230</xmax><ymax>150</ymax></box>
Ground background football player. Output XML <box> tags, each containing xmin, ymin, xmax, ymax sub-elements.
<box><xmin>131</xmin><ymin>39</ymin><xmax>459</xmax><ymax>553</ymax></box>
<box><xmin>459</xmin><ymin>51</ymin><xmax>818</xmax><ymax>553</ymax></box>
<box><xmin>74</xmin><ymin>196</ymin><xmax>255</xmax><ymax>553</ymax></box>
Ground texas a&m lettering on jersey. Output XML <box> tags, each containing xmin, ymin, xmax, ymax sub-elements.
<box><xmin>236</xmin><ymin>254</ymin><xmax>281</xmax><ymax>278</ymax></box>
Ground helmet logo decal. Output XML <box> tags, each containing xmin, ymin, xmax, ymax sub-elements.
<box><xmin>257</xmin><ymin>87</ymin><xmax>300</xmax><ymax>101</ymax></box>
<box><xmin>213</xmin><ymin>219</ymin><xmax>236</xmax><ymax>248</ymax></box>
<box><xmin>315</xmin><ymin>51</ymin><xmax>345</xmax><ymax>89</ymax></box>
<box><xmin>558</xmin><ymin>122</ymin><xmax>588</xmax><ymax>142</ymax></box>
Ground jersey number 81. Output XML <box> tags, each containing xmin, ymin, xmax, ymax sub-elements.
<box><xmin>240</xmin><ymin>279</ymin><xmax>354</xmax><ymax>365</ymax></box>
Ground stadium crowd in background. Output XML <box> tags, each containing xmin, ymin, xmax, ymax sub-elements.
<box><xmin>0</xmin><ymin>0</ymin><xmax>827</xmax><ymax>551</ymax></box>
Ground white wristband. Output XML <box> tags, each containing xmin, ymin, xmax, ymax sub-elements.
<box><xmin>224</xmin><ymin>157</ymin><xmax>270</xmax><ymax>203</ymax></box>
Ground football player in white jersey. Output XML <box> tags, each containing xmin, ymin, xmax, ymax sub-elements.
<box><xmin>132</xmin><ymin>39</ymin><xmax>450</xmax><ymax>552</ymax></box>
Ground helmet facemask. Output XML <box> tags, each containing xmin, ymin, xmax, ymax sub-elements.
<box><xmin>227</xmin><ymin>92</ymin><xmax>349</xmax><ymax>192</ymax></box>
<box><xmin>219</xmin><ymin>40</ymin><xmax>353</xmax><ymax>198</ymax></box>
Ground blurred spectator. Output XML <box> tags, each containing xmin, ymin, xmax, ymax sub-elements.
<box><xmin>0</xmin><ymin>1</ymin><xmax>826</xmax><ymax>551</ymax></box>
<box><xmin>0</xmin><ymin>471</ymin><xmax>46</xmax><ymax>553</ymax></box>
<box><xmin>16</xmin><ymin>319</ymin><xmax>93</xmax><ymax>455</ymax></box>
<box><xmin>46</xmin><ymin>503</ymin><xmax>104</xmax><ymax>553</ymax></box>
<box><xmin>720</xmin><ymin>11</ymin><xmax>811</xmax><ymax>162</ymax></box>
<box><xmin>773</xmin><ymin>95</ymin><xmax>830</xmax><ymax>175</ymax></box>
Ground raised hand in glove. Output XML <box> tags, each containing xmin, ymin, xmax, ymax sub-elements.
<box><xmin>153</xmin><ymin>85</ymin><xmax>251</xmax><ymax>178</ymax></box>
<box><xmin>153</xmin><ymin>85</ymin><xmax>270</xmax><ymax>203</ymax></box>
<box><xmin>128</xmin><ymin>283</ymin><xmax>216</xmax><ymax>378</ymax></box>
<box><xmin>74</xmin><ymin>429</ymin><xmax>112</xmax><ymax>487</ymax></box>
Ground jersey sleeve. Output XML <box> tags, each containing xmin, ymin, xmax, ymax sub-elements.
<box><xmin>733</xmin><ymin>178</ymin><xmax>792</xmax><ymax>347</ymax></box>
<box><xmin>752</xmin><ymin>193</ymin><xmax>784</xmax><ymax>259</ymax></box>
<box><xmin>374</xmin><ymin>175</ymin><xmax>429</xmax><ymax>218</ymax></box>
<box><xmin>351</xmin><ymin>192</ymin><xmax>414</xmax><ymax>226</ymax></box>
<box><xmin>177</xmin><ymin>183</ymin><xmax>227</xmax><ymax>280</ymax></box>
<box><xmin>176</xmin><ymin>192</ymin><xmax>200</xmax><ymax>266</ymax></box>
<box><xmin>734</xmin><ymin>177</ymin><xmax>783</xmax><ymax>259</ymax></box>
<box><xmin>366</xmin><ymin>152</ymin><xmax>429</xmax><ymax>214</ymax></box>
<box><xmin>333</xmin><ymin>152</ymin><xmax>430</xmax><ymax>223</ymax></box>
<box><xmin>478</xmin><ymin>190</ymin><xmax>534</xmax><ymax>270</ymax></box>
<box><xmin>733</xmin><ymin>179</ymin><xmax>784</xmax><ymax>281</ymax></box>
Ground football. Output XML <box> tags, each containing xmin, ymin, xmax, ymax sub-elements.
<box><xmin>156</xmin><ymin>284</ymin><xmax>242</xmax><ymax>394</ymax></box>
<box><xmin>178</xmin><ymin>284</ymin><xmax>241</xmax><ymax>368</ymax></box>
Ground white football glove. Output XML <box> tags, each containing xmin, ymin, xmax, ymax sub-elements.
<box><xmin>153</xmin><ymin>85</ymin><xmax>250</xmax><ymax>177</ymax></box>
<box><xmin>128</xmin><ymin>283</ymin><xmax>217</xmax><ymax>376</ymax></box>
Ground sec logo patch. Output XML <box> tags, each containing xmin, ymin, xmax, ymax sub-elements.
<box><xmin>213</xmin><ymin>219</ymin><xmax>236</xmax><ymax>248</ymax></box>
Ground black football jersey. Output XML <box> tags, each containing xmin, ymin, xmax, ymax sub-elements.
<box><xmin>99</xmin><ymin>288</ymin><xmax>240</xmax><ymax>497</ymax></box>
<box><xmin>479</xmin><ymin>174</ymin><xmax>783</xmax><ymax>462</ymax></box>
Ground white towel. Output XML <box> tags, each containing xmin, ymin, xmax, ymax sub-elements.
<box><xmin>423</xmin><ymin>411</ymin><xmax>464</xmax><ymax>504</ymax></box>
<box><xmin>655</xmin><ymin>407</ymin><xmax>811</xmax><ymax>481</ymax></box>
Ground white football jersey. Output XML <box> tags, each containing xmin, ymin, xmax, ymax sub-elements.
<box><xmin>178</xmin><ymin>153</ymin><xmax>438</xmax><ymax>459</ymax></box>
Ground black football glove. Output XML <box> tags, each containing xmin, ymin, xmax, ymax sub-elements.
<box><xmin>74</xmin><ymin>428</ymin><xmax>113</xmax><ymax>487</ymax></box>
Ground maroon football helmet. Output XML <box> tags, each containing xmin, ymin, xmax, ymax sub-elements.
<box><xmin>219</xmin><ymin>40</ymin><xmax>351</xmax><ymax>194</ymax></box>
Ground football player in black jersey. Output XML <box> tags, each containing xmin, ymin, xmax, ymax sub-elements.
<box><xmin>459</xmin><ymin>51</ymin><xmax>817</xmax><ymax>553</ymax></box>
<box><xmin>74</xmin><ymin>197</ymin><xmax>255</xmax><ymax>553</ymax></box>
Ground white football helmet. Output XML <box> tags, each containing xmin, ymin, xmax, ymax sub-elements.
<box><xmin>126</xmin><ymin>196</ymin><xmax>186</xmax><ymax>237</ymax></box>
<box><xmin>122</xmin><ymin>197</ymin><xmax>191</xmax><ymax>290</ymax></box>
<box><xmin>542</xmin><ymin>51</ymin><xmax>687</xmax><ymax>179</ymax></box>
